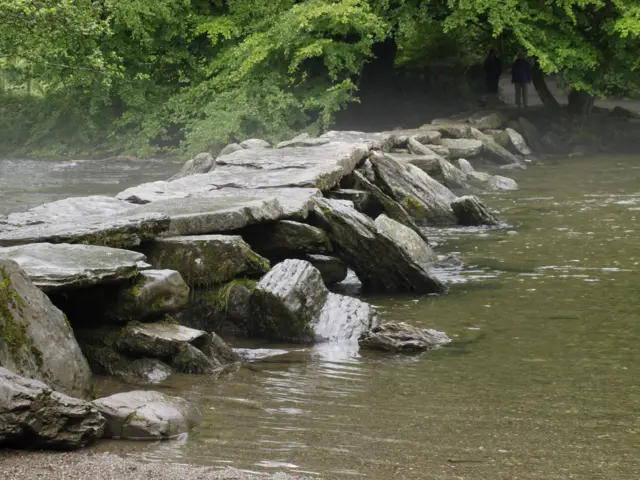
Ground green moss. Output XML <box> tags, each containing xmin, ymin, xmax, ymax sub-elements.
<box><xmin>1</xmin><ymin>266</ymin><xmax>28</xmax><ymax>357</ymax></box>
<box><xmin>160</xmin><ymin>313</ymin><xmax>179</xmax><ymax>325</ymax></box>
<box><xmin>401</xmin><ymin>196</ymin><xmax>428</xmax><ymax>219</ymax></box>
<box><xmin>63</xmin><ymin>313</ymin><xmax>72</xmax><ymax>331</ymax></box>
<box><xmin>212</xmin><ymin>278</ymin><xmax>258</xmax><ymax>315</ymax></box>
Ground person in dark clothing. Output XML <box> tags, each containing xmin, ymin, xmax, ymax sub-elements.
<box><xmin>484</xmin><ymin>49</ymin><xmax>502</xmax><ymax>96</ymax></box>
<box><xmin>512</xmin><ymin>53</ymin><xmax>533</xmax><ymax>107</ymax></box>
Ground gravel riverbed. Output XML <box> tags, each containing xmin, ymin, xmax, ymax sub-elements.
<box><xmin>0</xmin><ymin>451</ymin><xmax>314</xmax><ymax>480</ymax></box>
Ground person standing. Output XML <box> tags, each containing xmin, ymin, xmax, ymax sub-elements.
<box><xmin>512</xmin><ymin>52</ymin><xmax>532</xmax><ymax>107</ymax></box>
<box><xmin>484</xmin><ymin>49</ymin><xmax>502</xmax><ymax>98</ymax></box>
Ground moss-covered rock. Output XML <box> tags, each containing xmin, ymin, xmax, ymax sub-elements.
<box><xmin>369</xmin><ymin>151</ymin><xmax>457</xmax><ymax>226</ymax></box>
<box><xmin>108</xmin><ymin>269</ymin><xmax>189</xmax><ymax>322</ymax></box>
<box><xmin>0</xmin><ymin>260</ymin><xmax>92</xmax><ymax>399</ymax></box>
<box><xmin>144</xmin><ymin>235</ymin><xmax>269</xmax><ymax>287</ymax></box>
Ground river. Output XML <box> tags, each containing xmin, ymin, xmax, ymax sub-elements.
<box><xmin>2</xmin><ymin>155</ymin><xmax>639</xmax><ymax>479</ymax></box>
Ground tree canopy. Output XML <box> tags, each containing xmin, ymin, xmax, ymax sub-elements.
<box><xmin>0</xmin><ymin>0</ymin><xmax>638</xmax><ymax>158</ymax></box>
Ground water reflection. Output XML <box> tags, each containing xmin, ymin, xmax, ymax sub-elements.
<box><xmin>84</xmin><ymin>155</ymin><xmax>640</xmax><ymax>478</ymax></box>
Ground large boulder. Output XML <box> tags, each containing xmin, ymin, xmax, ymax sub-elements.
<box><xmin>0</xmin><ymin>196</ymin><xmax>169</xmax><ymax>249</ymax></box>
<box><xmin>451</xmin><ymin>195</ymin><xmax>501</xmax><ymax>226</ymax></box>
<box><xmin>467</xmin><ymin>111</ymin><xmax>505</xmax><ymax>130</ymax></box>
<box><xmin>518</xmin><ymin>117</ymin><xmax>545</xmax><ymax>152</ymax></box>
<box><xmin>469</xmin><ymin>127</ymin><xmax>522</xmax><ymax>165</ymax></box>
<box><xmin>239</xmin><ymin>220</ymin><xmax>332</xmax><ymax>260</ymax></box>
<box><xmin>0</xmin><ymin>367</ymin><xmax>105</xmax><ymax>450</ymax></box>
<box><xmin>0</xmin><ymin>243</ymin><xmax>149</xmax><ymax>293</ymax></box>
<box><xmin>144</xmin><ymin>235</ymin><xmax>269</xmax><ymax>287</ymax></box>
<box><xmin>0</xmin><ymin>260</ymin><xmax>92</xmax><ymax>398</ymax></box>
<box><xmin>248</xmin><ymin>259</ymin><xmax>379</xmax><ymax>342</ymax></box>
<box><xmin>485</xmin><ymin>129</ymin><xmax>511</xmax><ymax>148</ymax></box>
<box><xmin>368</xmin><ymin>152</ymin><xmax>457</xmax><ymax>225</ymax></box>
<box><xmin>505</xmin><ymin>128</ymin><xmax>532</xmax><ymax>155</ymax></box>
<box><xmin>359</xmin><ymin>323</ymin><xmax>451</xmax><ymax>353</ymax></box>
<box><xmin>218</xmin><ymin>142</ymin><xmax>243</xmax><ymax>156</ymax></box>
<box><xmin>108</xmin><ymin>270</ymin><xmax>189</xmax><ymax>322</ymax></box>
<box><xmin>168</xmin><ymin>153</ymin><xmax>215</xmax><ymax>180</ymax></box>
<box><xmin>439</xmin><ymin>138</ymin><xmax>484</xmax><ymax>159</ymax></box>
<box><xmin>311</xmin><ymin>198</ymin><xmax>446</xmax><ymax>293</ymax></box>
<box><xmin>374</xmin><ymin>215</ymin><xmax>436</xmax><ymax>267</ymax></box>
<box><xmin>92</xmin><ymin>390</ymin><xmax>202</xmax><ymax>440</ymax></box>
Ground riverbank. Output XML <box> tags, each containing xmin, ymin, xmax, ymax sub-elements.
<box><xmin>0</xmin><ymin>451</ymin><xmax>312</xmax><ymax>480</ymax></box>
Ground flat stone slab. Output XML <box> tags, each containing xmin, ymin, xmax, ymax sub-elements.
<box><xmin>117</xmin><ymin>142</ymin><xmax>370</xmax><ymax>204</ymax></box>
<box><xmin>122</xmin><ymin>188</ymin><xmax>321</xmax><ymax>236</ymax></box>
<box><xmin>439</xmin><ymin>138</ymin><xmax>484</xmax><ymax>158</ymax></box>
<box><xmin>118</xmin><ymin>323</ymin><xmax>208</xmax><ymax>358</ymax></box>
<box><xmin>0</xmin><ymin>243</ymin><xmax>150</xmax><ymax>292</ymax></box>
<box><xmin>0</xmin><ymin>195</ymin><xmax>169</xmax><ymax>249</ymax></box>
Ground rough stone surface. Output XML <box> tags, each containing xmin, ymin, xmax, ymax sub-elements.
<box><xmin>248</xmin><ymin>259</ymin><xmax>379</xmax><ymax>342</ymax></box>
<box><xmin>406</xmin><ymin>138</ymin><xmax>445</xmax><ymax>159</ymax></box>
<box><xmin>304</xmin><ymin>254</ymin><xmax>348</xmax><ymax>285</ymax></box>
<box><xmin>117</xmin><ymin>322</ymin><xmax>208</xmax><ymax>358</ymax></box>
<box><xmin>117</xmin><ymin>142</ymin><xmax>369</xmax><ymax>202</ymax></box>
<box><xmin>144</xmin><ymin>235</ymin><xmax>269</xmax><ymax>287</ymax></box>
<box><xmin>469</xmin><ymin>127</ymin><xmax>522</xmax><ymax>165</ymax></box>
<box><xmin>277</xmin><ymin>133</ymin><xmax>330</xmax><ymax>149</ymax></box>
<box><xmin>239</xmin><ymin>220</ymin><xmax>331</xmax><ymax>259</ymax></box>
<box><xmin>326</xmin><ymin>189</ymin><xmax>372</xmax><ymax>213</ymax></box>
<box><xmin>505</xmin><ymin>128</ymin><xmax>533</xmax><ymax>155</ymax></box>
<box><xmin>312</xmin><ymin>198</ymin><xmax>446</xmax><ymax>293</ymax></box>
<box><xmin>518</xmin><ymin>117</ymin><xmax>545</xmax><ymax>152</ymax></box>
<box><xmin>439</xmin><ymin>138</ymin><xmax>484</xmax><ymax>159</ymax></box>
<box><xmin>424</xmin><ymin>144</ymin><xmax>451</xmax><ymax>159</ymax></box>
<box><xmin>467</xmin><ymin>112</ymin><xmax>505</xmax><ymax>130</ymax></box>
<box><xmin>92</xmin><ymin>390</ymin><xmax>202</xmax><ymax>440</ymax></box>
<box><xmin>369</xmin><ymin>152</ymin><xmax>457</xmax><ymax>225</ymax></box>
<box><xmin>389</xmin><ymin>153</ymin><xmax>440</xmax><ymax>177</ymax></box>
<box><xmin>0</xmin><ymin>367</ymin><xmax>105</xmax><ymax>450</ymax></box>
<box><xmin>485</xmin><ymin>129</ymin><xmax>511</xmax><ymax>148</ymax></box>
<box><xmin>169</xmin><ymin>153</ymin><xmax>215</xmax><ymax>180</ymax></box>
<box><xmin>109</xmin><ymin>269</ymin><xmax>189</xmax><ymax>321</ymax></box>
<box><xmin>0</xmin><ymin>243</ymin><xmax>149</xmax><ymax>292</ymax></box>
<box><xmin>451</xmin><ymin>195</ymin><xmax>501</xmax><ymax>226</ymax></box>
<box><xmin>437</xmin><ymin>158</ymin><xmax>474</xmax><ymax>192</ymax></box>
<box><xmin>351</xmin><ymin>171</ymin><xmax>428</xmax><ymax>242</ymax></box>
<box><xmin>0</xmin><ymin>260</ymin><xmax>93</xmax><ymax>398</ymax></box>
<box><xmin>218</xmin><ymin>143</ymin><xmax>243</xmax><ymax>157</ymax></box>
<box><xmin>126</xmin><ymin>188</ymin><xmax>321</xmax><ymax>237</ymax></box>
<box><xmin>359</xmin><ymin>322</ymin><xmax>451</xmax><ymax>353</ymax></box>
<box><xmin>120</xmin><ymin>358</ymin><xmax>173</xmax><ymax>384</ymax></box>
<box><xmin>239</xmin><ymin>138</ymin><xmax>271</xmax><ymax>149</ymax></box>
<box><xmin>487</xmin><ymin>175</ymin><xmax>519</xmax><ymax>191</ymax></box>
<box><xmin>0</xmin><ymin>196</ymin><xmax>169</xmax><ymax>249</ymax></box>
<box><xmin>456</xmin><ymin>159</ymin><xmax>475</xmax><ymax>174</ymax></box>
<box><xmin>374</xmin><ymin>215</ymin><xmax>436</xmax><ymax>266</ymax></box>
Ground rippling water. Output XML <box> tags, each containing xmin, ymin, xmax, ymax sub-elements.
<box><xmin>0</xmin><ymin>158</ymin><xmax>181</xmax><ymax>215</ymax></box>
<box><xmin>6</xmin><ymin>155</ymin><xmax>640</xmax><ymax>479</ymax></box>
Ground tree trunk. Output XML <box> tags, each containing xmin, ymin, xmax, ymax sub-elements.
<box><xmin>567</xmin><ymin>89</ymin><xmax>595</xmax><ymax>117</ymax></box>
<box><xmin>531</xmin><ymin>61</ymin><xmax>562</xmax><ymax>112</ymax></box>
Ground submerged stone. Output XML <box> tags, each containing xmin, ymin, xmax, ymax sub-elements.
<box><xmin>0</xmin><ymin>243</ymin><xmax>149</xmax><ymax>292</ymax></box>
<box><xmin>144</xmin><ymin>235</ymin><xmax>269</xmax><ymax>287</ymax></box>
<box><xmin>451</xmin><ymin>195</ymin><xmax>501</xmax><ymax>226</ymax></box>
<box><xmin>92</xmin><ymin>390</ymin><xmax>202</xmax><ymax>440</ymax></box>
<box><xmin>359</xmin><ymin>322</ymin><xmax>451</xmax><ymax>353</ymax></box>
<box><xmin>0</xmin><ymin>367</ymin><xmax>105</xmax><ymax>450</ymax></box>
<box><xmin>120</xmin><ymin>358</ymin><xmax>173</xmax><ymax>384</ymax></box>
<box><xmin>0</xmin><ymin>259</ymin><xmax>93</xmax><ymax>398</ymax></box>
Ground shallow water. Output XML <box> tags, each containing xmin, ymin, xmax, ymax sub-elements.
<box><xmin>81</xmin><ymin>156</ymin><xmax>640</xmax><ymax>479</ymax></box>
<box><xmin>0</xmin><ymin>158</ymin><xmax>181</xmax><ymax>215</ymax></box>
<box><xmin>4</xmin><ymin>155</ymin><xmax>639</xmax><ymax>478</ymax></box>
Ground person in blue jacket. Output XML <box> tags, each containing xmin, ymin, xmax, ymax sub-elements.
<box><xmin>512</xmin><ymin>52</ymin><xmax>532</xmax><ymax>107</ymax></box>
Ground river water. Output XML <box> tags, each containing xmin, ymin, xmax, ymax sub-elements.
<box><xmin>3</xmin><ymin>156</ymin><xmax>640</xmax><ymax>479</ymax></box>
